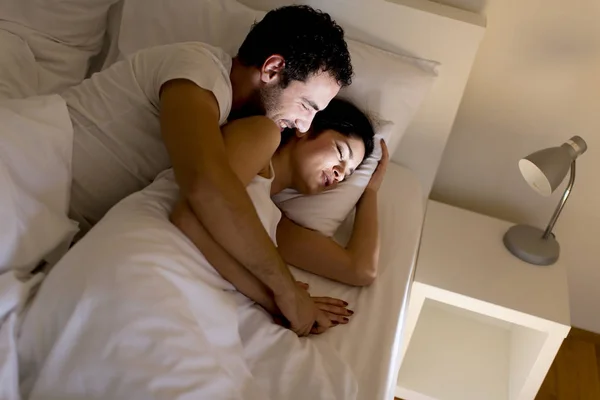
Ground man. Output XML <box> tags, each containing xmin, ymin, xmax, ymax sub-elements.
<box><xmin>64</xmin><ymin>5</ymin><xmax>353</xmax><ymax>336</ymax></box>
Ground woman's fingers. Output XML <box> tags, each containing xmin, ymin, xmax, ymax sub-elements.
<box><xmin>325</xmin><ymin>312</ymin><xmax>350</xmax><ymax>324</ymax></box>
<box><xmin>311</xmin><ymin>296</ymin><xmax>348</xmax><ymax>307</ymax></box>
<box><xmin>375</xmin><ymin>140</ymin><xmax>389</xmax><ymax>174</ymax></box>
<box><xmin>317</xmin><ymin>303</ymin><xmax>353</xmax><ymax>316</ymax></box>
<box><xmin>313</xmin><ymin>297</ymin><xmax>354</xmax><ymax>317</ymax></box>
<box><xmin>380</xmin><ymin>139</ymin><xmax>389</xmax><ymax>163</ymax></box>
<box><xmin>366</xmin><ymin>139</ymin><xmax>389</xmax><ymax>192</ymax></box>
<box><xmin>309</xmin><ymin>312</ymin><xmax>351</xmax><ymax>335</ymax></box>
<box><xmin>295</xmin><ymin>281</ymin><xmax>309</xmax><ymax>290</ymax></box>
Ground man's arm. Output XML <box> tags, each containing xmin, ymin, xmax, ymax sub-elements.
<box><xmin>171</xmin><ymin>198</ymin><xmax>279</xmax><ymax>315</ymax></box>
<box><xmin>171</xmin><ymin>198</ymin><xmax>353</xmax><ymax>331</ymax></box>
<box><xmin>159</xmin><ymin>80</ymin><xmax>330</xmax><ymax>336</ymax></box>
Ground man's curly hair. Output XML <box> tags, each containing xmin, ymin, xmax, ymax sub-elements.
<box><xmin>237</xmin><ymin>5</ymin><xmax>353</xmax><ymax>88</ymax></box>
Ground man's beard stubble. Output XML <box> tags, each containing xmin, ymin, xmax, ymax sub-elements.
<box><xmin>228</xmin><ymin>84</ymin><xmax>282</xmax><ymax>122</ymax></box>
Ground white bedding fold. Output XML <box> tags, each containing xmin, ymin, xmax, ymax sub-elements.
<box><xmin>0</xmin><ymin>94</ymin><xmax>76</xmax><ymax>400</ymax></box>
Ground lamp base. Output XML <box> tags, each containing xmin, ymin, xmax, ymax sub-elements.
<box><xmin>503</xmin><ymin>224</ymin><xmax>560</xmax><ymax>266</ymax></box>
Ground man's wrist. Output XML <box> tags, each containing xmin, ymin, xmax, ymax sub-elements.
<box><xmin>270</xmin><ymin>279</ymin><xmax>297</xmax><ymax>299</ymax></box>
<box><xmin>268</xmin><ymin>271</ymin><xmax>298</xmax><ymax>299</ymax></box>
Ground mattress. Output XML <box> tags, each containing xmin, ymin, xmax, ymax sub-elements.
<box><xmin>292</xmin><ymin>162</ymin><xmax>424</xmax><ymax>400</ymax></box>
<box><xmin>16</xmin><ymin>162</ymin><xmax>423</xmax><ymax>400</ymax></box>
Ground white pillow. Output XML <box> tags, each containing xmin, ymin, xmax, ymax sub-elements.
<box><xmin>118</xmin><ymin>0</ymin><xmax>264</xmax><ymax>58</ymax></box>
<box><xmin>0</xmin><ymin>0</ymin><xmax>118</xmax><ymax>50</ymax></box>
<box><xmin>0</xmin><ymin>0</ymin><xmax>119</xmax><ymax>93</ymax></box>
<box><xmin>111</xmin><ymin>0</ymin><xmax>438</xmax><ymax>236</ymax></box>
<box><xmin>0</xmin><ymin>95</ymin><xmax>79</xmax><ymax>275</ymax></box>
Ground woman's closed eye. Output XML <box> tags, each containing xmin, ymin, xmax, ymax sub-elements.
<box><xmin>336</xmin><ymin>143</ymin><xmax>344</xmax><ymax>161</ymax></box>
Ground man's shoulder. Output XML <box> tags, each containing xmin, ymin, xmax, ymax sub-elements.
<box><xmin>140</xmin><ymin>42</ymin><xmax>232</xmax><ymax>68</ymax></box>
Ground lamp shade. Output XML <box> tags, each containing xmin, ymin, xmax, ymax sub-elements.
<box><xmin>518</xmin><ymin>136</ymin><xmax>587</xmax><ymax>196</ymax></box>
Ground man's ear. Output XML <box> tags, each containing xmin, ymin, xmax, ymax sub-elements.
<box><xmin>260</xmin><ymin>55</ymin><xmax>285</xmax><ymax>84</ymax></box>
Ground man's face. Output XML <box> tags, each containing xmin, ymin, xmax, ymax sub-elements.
<box><xmin>260</xmin><ymin>72</ymin><xmax>341</xmax><ymax>133</ymax></box>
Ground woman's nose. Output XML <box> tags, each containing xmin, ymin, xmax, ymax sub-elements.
<box><xmin>333</xmin><ymin>167</ymin><xmax>345</xmax><ymax>182</ymax></box>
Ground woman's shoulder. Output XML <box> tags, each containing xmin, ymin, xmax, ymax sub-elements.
<box><xmin>224</xmin><ymin>116</ymin><xmax>280</xmax><ymax>144</ymax></box>
<box><xmin>220</xmin><ymin>116</ymin><xmax>281</xmax><ymax>187</ymax></box>
<box><xmin>237</xmin><ymin>116</ymin><xmax>280</xmax><ymax>144</ymax></box>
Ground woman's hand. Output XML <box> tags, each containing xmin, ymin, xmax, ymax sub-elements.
<box><xmin>313</xmin><ymin>297</ymin><xmax>353</xmax><ymax>325</ymax></box>
<box><xmin>366</xmin><ymin>139</ymin><xmax>389</xmax><ymax>192</ymax></box>
<box><xmin>294</xmin><ymin>282</ymin><xmax>353</xmax><ymax>334</ymax></box>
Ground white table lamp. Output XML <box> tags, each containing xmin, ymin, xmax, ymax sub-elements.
<box><xmin>503</xmin><ymin>136</ymin><xmax>588</xmax><ymax>265</ymax></box>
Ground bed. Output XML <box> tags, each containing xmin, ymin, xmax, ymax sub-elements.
<box><xmin>0</xmin><ymin>1</ymin><xmax>485</xmax><ymax>399</ymax></box>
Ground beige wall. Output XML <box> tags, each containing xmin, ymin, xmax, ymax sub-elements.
<box><xmin>432</xmin><ymin>0</ymin><xmax>600</xmax><ymax>332</ymax></box>
<box><xmin>430</xmin><ymin>0</ymin><xmax>488</xmax><ymax>14</ymax></box>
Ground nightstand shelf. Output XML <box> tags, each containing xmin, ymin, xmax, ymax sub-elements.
<box><xmin>395</xmin><ymin>201</ymin><xmax>571</xmax><ymax>400</ymax></box>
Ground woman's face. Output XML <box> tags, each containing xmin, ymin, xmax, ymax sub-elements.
<box><xmin>290</xmin><ymin>129</ymin><xmax>366</xmax><ymax>195</ymax></box>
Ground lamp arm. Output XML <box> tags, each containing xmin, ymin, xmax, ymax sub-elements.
<box><xmin>543</xmin><ymin>160</ymin><xmax>576</xmax><ymax>239</ymax></box>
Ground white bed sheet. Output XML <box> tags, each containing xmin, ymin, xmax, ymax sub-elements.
<box><xmin>15</xmin><ymin>163</ymin><xmax>422</xmax><ymax>400</ymax></box>
<box><xmin>292</xmin><ymin>162</ymin><xmax>424</xmax><ymax>400</ymax></box>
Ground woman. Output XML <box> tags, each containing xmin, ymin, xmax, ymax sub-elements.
<box><xmin>172</xmin><ymin>98</ymin><xmax>388</xmax><ymax>329</ymax></box>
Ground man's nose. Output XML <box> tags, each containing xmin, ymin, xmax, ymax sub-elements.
<box><xmin>295</xmin><ymin>110</ymin><xmax>317</xmax><ymax>133</ymax></box>
<box><xmin>295</xmin><ymin>118</ymin><xmax>310</xmax><ymax>133</ymax></box>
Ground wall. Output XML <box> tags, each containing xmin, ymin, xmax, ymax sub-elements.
<box><xmin>432</xmin><ymin>0</ymin><xmax>600</xmax><ymax>333</ymax></box>
<box><xmin>430</xmin><ymin>0</ymin><xmax>487</xmax><ymax>14</ymax></box>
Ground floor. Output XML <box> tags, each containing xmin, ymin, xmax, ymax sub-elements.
<box><xmin>397</xmin><ymin>327</ymin><xmax>600</xmax><ymax>400</ymax></box>
<box><xmin>536</xmin><ymin>327</ymin><xmax>600</xmax><ymax>400</ymax></box>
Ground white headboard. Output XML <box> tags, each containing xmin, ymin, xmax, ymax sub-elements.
<box><xmin>240</xmin><ymin>0</ymin><xmax>485</xmax><ymax>198</ymax></box>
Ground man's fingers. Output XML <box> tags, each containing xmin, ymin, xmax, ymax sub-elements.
<box><xmin>311</xmin><ymin>324</ymin><xmax>328</xmax><ymax>335</ymax></box>
<box><xmin>272</xmin><ymin>314</ymin><xmax>289</xmax><ymax>328</ymax></box>
<box><xmin>315</xmin><ymin>310</ymin><xmax>332</xmax><ymax>330</ymax></box>
<box><xmin>294</xmin><ymin>324</ymin><xmax>311</xmax><ymax>337</ymax></box>
<box><xmin>295</xmin><ymin>281</ymin><xmax>309</xmax><ymax>290</ymax></box>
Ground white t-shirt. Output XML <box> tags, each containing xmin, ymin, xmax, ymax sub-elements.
<box><xmin>63</xmin><ymin>42</ymin><xmax>233</xmax><ymax>233</ymax></box>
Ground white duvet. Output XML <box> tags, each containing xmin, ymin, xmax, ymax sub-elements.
<box><xmin>2</xmin><ymin>94</ymin><xmax>424</xmax><ymax>400</ymax></box>
<box><xmin>17</xmin><ymin>170</ymin><xmax>357</xmax><ymax>400</ymax></box>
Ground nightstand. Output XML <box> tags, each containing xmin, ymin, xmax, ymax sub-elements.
<box><xmin>395</xmin><ymin>201</ymin><xmax>571</xmax><ymax>400</ymax></box>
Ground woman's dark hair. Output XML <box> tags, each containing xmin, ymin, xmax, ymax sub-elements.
<box><xmin>282</xmin><ymin>98</ymin><xmax>375</xmax><ymax>162</ymax></box>
<box><xmin>236</xmin><ymin>5</ymin><xmax>353</xmax><ymax>88</ymax></box>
